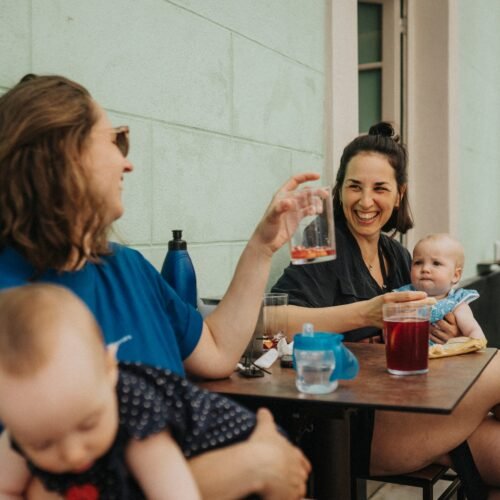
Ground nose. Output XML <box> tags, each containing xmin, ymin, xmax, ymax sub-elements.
<box><xmin>123</xmin><ymin>158</ymin><xmax>134</xmax><ymax>173</ymax></box>
<box><xmin>421</xmin><ymin>262</ymin><xmax>431</xmax><ymax>273</ymax></box>
<box><xmin>358</xmin><ymin>189</ymin><xmax>373</xmax><ymax>209</ymax></box>
<box><xmin>59</xmin><ymin>440</ymin><xmax>89</xmax><ymax>469</ymax></box>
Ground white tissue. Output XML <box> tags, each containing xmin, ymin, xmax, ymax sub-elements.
<box><xmin>254</xmin><ymin>348</ymin><xmax>279</xmax><ymax>369</ymax></box>
<box><xmin>277</xmin><ymin>338</ymin><xmax>293</xmax><ymax>357</ymax></box>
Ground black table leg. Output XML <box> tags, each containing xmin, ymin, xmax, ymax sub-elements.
<box><xmin>310</xmin><ymin>409</ymin><xmax>353</xmax><ymax>499</ymax></box>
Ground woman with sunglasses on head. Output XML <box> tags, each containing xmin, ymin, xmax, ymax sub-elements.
<box><xmin>0</xmin><ymin>74</ymin><xmax>314</xmax><ymax>500</ymax></box>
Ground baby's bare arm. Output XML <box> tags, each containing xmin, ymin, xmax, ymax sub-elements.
<box><xmin>0</xmin><ymin>431</ymin><xmax>31</xmax><ymax>499</ymax></box>
<box><xmin>454</xmin><ymin>303</ymin><xmax>485</xmax><ymax>340</ymax></box>
<box><xmin>126</xmin><ymin>431</ymin><xmax>201</xmax><ymax>500</ymax></box>
<box><xmin>25</xmin><ymin>432</ymin><xmax>200</xmax><ymax>500</ymax></box>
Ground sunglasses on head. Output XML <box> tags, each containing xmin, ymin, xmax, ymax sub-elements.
<box><xmin>112</xmin><ymin>126</ymin><xmax>130</xmax><ymax>157</ymax></box>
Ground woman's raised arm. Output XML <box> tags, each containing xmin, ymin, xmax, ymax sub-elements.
<box><xmin>184</xmin><ymin>172</ymin><xmax>321</xmax><ymax>378</ymax></box>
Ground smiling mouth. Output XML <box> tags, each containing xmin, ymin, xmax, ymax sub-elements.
<box><xmin>355</xmin><ymin>211</ymin><xmax>378</xmax><ymax>222</ymax></box>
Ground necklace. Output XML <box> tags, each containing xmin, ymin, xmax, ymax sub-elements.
<box><xmin>364</xmin><ymin>254</ymin><xmax>378</xmax><ymax>272</ymax></box>
<box><xmin>360</xmin><ymin>240</ymin><xmax>382</xmax><ymax>275</ymax></box>
<box><xmin>364</xmin><ymin>244</ymin><xmax>387</xmax><ymax>289</ymax></box>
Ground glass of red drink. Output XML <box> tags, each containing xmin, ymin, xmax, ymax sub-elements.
<box><xmin>383</xmin><ymin>303</ymin><xmax>431</xmax><ymax>375</ymax></box>
<box><xmin>285</xmin><ymin>185</ymin><xmax>336</xmax><ymax>265</ymax></box>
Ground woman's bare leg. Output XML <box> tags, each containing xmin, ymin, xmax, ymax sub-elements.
<box><xmin>370</xmin><ymin>352</ymin><xmax>500</xmax><ymax>488</ymax></box>
<box><xmin>466</xmin><ymin>415</ymin><xmax>500</xmax><ymax>486</ymax></box>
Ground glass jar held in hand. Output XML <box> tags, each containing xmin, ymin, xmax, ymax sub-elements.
<box><xmin>284</xmin><ymin>185</ymin><xmax>336</xmax><ymax>265</ymax></box>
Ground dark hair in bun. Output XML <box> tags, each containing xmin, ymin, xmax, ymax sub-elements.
<box><xmin>332</xmin><ymin>121</ymin><xmax>413</xmax><ymax>234</ymax></box>
<box><xmin>369</xmin><ymin>121</ymin><xmax>399</xmax><ymax>140</ymax></box>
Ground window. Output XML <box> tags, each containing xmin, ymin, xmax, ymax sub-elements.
<box><xmin>357</xmin><ymin>0</ymin><xmax>404</xmax><ymax>134</ymax></box>
<box><xmin>358</xmin><ymin>2</ymin><xmax>383</xmax><ymax>132</ymax></box>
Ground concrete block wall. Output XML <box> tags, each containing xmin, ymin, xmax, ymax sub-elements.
<box><xmin>0</xmin><ymin>0</ymin><xmax>327</xmax><ymax>298</ymax></box>
<box><xmin>457</xmin><ymin>1</ymin><xmax>500</xmax><ymax>278</ymax></box>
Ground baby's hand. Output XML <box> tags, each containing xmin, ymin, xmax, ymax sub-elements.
<box><xmin>429</xmin><ymin>313</ymin><xmax>458</xmax><ymax>344</ymax></box>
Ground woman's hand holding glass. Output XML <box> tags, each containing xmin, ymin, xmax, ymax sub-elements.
<box><xmin>374</xmin><ymin>291</ymin><xmax>461</xmax><ymax>344</ymax></box>
<box><xmin>250</xmin><ymin>172</ymin><xmax>321</xmax><ymax>257</ymax></box>
<box><xmin>364</xmin><ymin>291</ymin><xmax>437</xmax><ymax>329</ymax></box>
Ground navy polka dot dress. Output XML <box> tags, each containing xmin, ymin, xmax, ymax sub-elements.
<box><xmin>17</xmin><ymin>362</ymin><xmax>257</xmax><ymax>499</ymax></box>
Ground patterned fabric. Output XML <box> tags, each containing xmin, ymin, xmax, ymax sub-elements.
<box><xmin>118</xmin><ymin>363</ymin><xmax>256</xmax><ymax>458</ymax></box>
<box><xmin>14</xmin><ymin>363</ymin><xmax>256</xmax><ymax>499</ymax></box>
<box><xmin>395</xmin><ymin>285</ymin><xmax>479</xmax><ymax>324</ymax></box>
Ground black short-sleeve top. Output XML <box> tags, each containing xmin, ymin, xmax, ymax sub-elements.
<box><xmin>272</xmin><ymin>220</ymin><xmax>411</xmax><ymax>341</ymax></box>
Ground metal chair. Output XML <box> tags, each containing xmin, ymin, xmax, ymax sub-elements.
<box><xmin>354</xmin><ymin>463</ymin><xmax>464</xmax><ymax>500</ymax></box>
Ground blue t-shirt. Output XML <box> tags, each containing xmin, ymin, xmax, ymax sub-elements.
<box><xmin>0</xmin><ymin>244</ymin><xmax>203</xmax><ymax>376</ymax></box>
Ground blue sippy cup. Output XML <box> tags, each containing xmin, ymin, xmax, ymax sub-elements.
<box><xmin>293</xmin><ymin>323</ymin><xmax>359</xmax><ymax>394</ymax></box>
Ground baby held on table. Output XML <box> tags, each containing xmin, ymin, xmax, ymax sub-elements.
<box><xmin>397</xmin><ymin>233</ymin><xmax>485</xmax><ymax>342</ymax></box>
<box><xmin>0</xmin><ymin>284</ymin><xmax>258</xmax><ymax>500</ymax></box>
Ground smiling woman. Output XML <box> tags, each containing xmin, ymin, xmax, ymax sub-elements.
<box><xmin>269</xmin><ymin>124</ymin><xmax>499</xmax><ymax>494</ymax></box>
<box><xmin>82</xmin><ymin>108</ymin><xmax>133</xmax><ymax>225</ymax></box>
<box><xmin>272</xmin><ymin>122</ymin><xmax>414</xmax><ymax>342</ymax></box>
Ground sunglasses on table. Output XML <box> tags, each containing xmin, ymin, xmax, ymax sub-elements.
<box><xmin>111</xmin><ymin>126</ymin><xmax>130</xmax><ymax>157</ymax></box>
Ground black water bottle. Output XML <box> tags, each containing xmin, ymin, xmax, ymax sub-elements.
<box><xmin>160</xmin><ymin>230</ymin><xmax>197</xmax><ymax>308</ymax></box>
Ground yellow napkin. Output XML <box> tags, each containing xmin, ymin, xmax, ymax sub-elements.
<box><xmin>429</xmin><ymin>336</ymin><xmax>487</xmax><ymax>359</ymax></box>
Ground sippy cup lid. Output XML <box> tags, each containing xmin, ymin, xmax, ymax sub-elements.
<box><xmin>293</xmin><ymin>331</ymin><xmax>343</xmax><ymax>351</ymax></box>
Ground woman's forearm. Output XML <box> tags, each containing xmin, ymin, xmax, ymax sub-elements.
<box><xmin>188</xmin><ymin>441</ymin><xmax>262</xmax><ymax>500</ymax></box>
<box><xmin>287</xmin><ymin>301</ymin><xmax>372</xmax><ymax>337</ymax></box>
<box><xmin>201</xmin><ymin>237</ymin><xmax>273</xmax><ymax>373</ymax></box>
<box><xmin>188</xmin><ymin>407</ymin><xmax>310</xmax><ymax>500</ymax></box>
<box><xmin>286</xmin><ymin>290</ymin><xmax>432</xmax><ymax>338</ymax></box>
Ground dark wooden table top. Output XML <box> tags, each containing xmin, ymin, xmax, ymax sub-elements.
<box><xmin>199</xmin><ymin>343</ymin><xmax>497</xmax><ymax>415</ymax></box>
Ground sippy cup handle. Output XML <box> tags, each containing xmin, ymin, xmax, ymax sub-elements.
<box><xmin>331</xmin><ymin>340</ymin><xmax>359</xmax><ymax>381</ymax></box>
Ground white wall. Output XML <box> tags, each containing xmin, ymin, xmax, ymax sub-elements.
<box><xmin>457</xmin><ymin>0</ymin><xmax>500</xmax><ymax>278</ymax></box>
<box><xmin>2</xmin><ymin>0</ymin><xmax>498</xmax><ymax>291</ymax></box>
<box><xmin>0</xmin><ymin>0</ymin><xmax>328</xmax><ymax>298</ymax></box>
<box><xmin>406</xmin><ymin>0</ymin><xmax>500</xmax><ymax>279</ymax></box>
<box><xmin>406</xmin><ymin>0</ymin><xmax>456</xmax><ymax>250</ymax></box>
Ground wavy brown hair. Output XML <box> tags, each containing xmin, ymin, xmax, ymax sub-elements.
<box><xmin>0</xmin><ymin>74</ymin><xmax>111</xmax><ymax>273</ymax></box>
